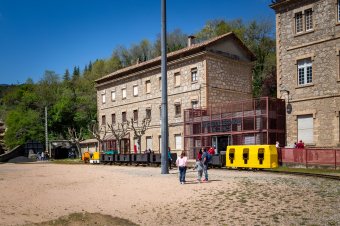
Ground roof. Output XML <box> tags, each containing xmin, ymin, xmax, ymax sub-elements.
<box><xmin>79</xmin><ymin>139</ymin><xmax>98</xmax><ymax>144</ymax></box>
<box><xmin>270</xmin><ymin>0</ymin><xmax>302</xmax><ymax>10</ymax></box>
<box><xmin>95</xmin><ymin>32</ymin><xmax>256</xmax><ymax>85</ymax></box>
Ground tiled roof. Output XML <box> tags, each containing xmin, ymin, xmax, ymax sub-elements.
<box><xmin>95</xmin><ymin>32</ymin><xmax>255</xmax><ymax>84</ymax></box>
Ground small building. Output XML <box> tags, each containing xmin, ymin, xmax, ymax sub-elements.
<box><xmin>79</xmin><ymin>139</ymin><xmax>99</xmax><ymax>154</ymax></box>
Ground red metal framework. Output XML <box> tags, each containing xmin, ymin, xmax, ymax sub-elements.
<box><xmin>184</xmin><ymin>97</ymin><xmax>286</xmax><ymax>159</ymax></box>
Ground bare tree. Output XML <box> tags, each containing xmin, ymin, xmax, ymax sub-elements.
<box><xmin>67</xmin><ymin>127</ymin><xmax>83</xmax><ymax>157</ymax></box>
<box><xmin>88</xmin><ymin>121</ymin><xmax>107</xmax><ymax>151</ymax></box>
<box><xmin>107</xmin><ymin>121</ymin><xmax>130</xmax><ymax>154</ymax></box>
<box><xmin>129</xmin><ymin>118</ymin><xmax>151</xmax><ymax>153</ymax></box>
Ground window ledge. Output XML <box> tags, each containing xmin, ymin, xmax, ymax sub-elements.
<box><xmin>175</xmin><ymin>115</ymin><xmax>182</xmax><ymax>118</ymax></box>
<box><xmin>295</xmin><ymin>83</ymin><xmax>314</xmax><ymax>89</ymax></box>
<box><xmin>336</xmin><ymin>21</ymin><xmax>340</xmax><ymax>26</ymax></box>
<box><xmin>191</xmin><ymin>81</ymin><xmax>198</xmax><ymax>84</ymax></box>
<box><xmin>294</xmin><ymin>29</ymin><xmax>314</xmax><ymax>37</ymax></box>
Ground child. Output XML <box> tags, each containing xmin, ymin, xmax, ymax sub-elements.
<box><xmin>193</xmin><ymin>158</ymin><xmax>203</xmax><ymax>182</ymax></box>
<box><xmin>176</xmin><ymin>151</ymin><xmax>188</xmax><ymax>184</ymax></box>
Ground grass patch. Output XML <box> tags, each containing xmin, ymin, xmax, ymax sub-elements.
<box><xmin>50</xmin><ymin>159</ymin><xmax>84</xmax><ymax>164</ymax></box>
<box><xmin>25</xmin><ymin>212</ymin><xmax>138</xmax><ymax>226</ymax></box>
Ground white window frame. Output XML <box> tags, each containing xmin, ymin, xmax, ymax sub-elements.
<box><xmin>174</xmin><ymin>72</ymin><xmax>180</xmax><ymax>87</ymax></box>
<box><xmin>191</xmin><ymin>68</ymin><xmax>198</xmax><ymax>82</ymax></box>
<box><xmin>305</xmin><ymin>9</ymin><xmax>313</xmax><ymax>31</ymax></box>
<box><xmin>101</xmin><ymin>94</ymin><xmax>106</xmax><ymax>104</ymax></box>
<box><xmin>133</xmin><ymin>85</ymin><xmax>138</xmax><ymax>97</ymax></box>
<box><xmin>146</xmin><ymin>80</ymin><xmax>151</xmax><ymax>93</ymax></box>
<box><xmin>191</xmin><ymin>100</ymin><xmax>198</xmax><ymax>109</ymax></box>
<box><xmin>111</xmin><ymin>91</ymin><xmax>116</xmax><ymax>101</ymax></box>
<box><xmin>298</xmin><ymin>58</ymin><xmax>312</xmax><ymax>85</ymax></box>
<box><xmin>295</xmin><ymin>12</ymin><xmax>303</xmax><ymax>33</ymax></box>
<box><xmin>175</xmin><ymin>134</ymin><xmax>182</xmax><ymax>150</ymax></box>
<box><xmin>122</xmin><ymin>88</ymin><xmax>127</xmax><ymax>99</ymax></box>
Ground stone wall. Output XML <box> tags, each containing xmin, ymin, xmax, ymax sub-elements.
<box><xmin>274</xmin><ymin>0</ymin><xmax>340</xmax><ymax>147</ymax></box>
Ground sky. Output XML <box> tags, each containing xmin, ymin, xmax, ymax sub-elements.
<box><xmin>0</xmin><ymin>0</ymin><xmax>275</xmax><ymax>84</ymax></box>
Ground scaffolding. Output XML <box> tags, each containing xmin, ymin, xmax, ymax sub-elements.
<box><xmin>184</xmin><ymin>97</ymin><xmax>286</xmax><ymax>159</ymax></box>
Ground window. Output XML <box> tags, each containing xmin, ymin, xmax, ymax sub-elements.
<box><xmin>122</xmin><ymin>88</ymin><xmax>126</xmax><ymax>99</ymax></box>
<box><xmin>101</xmin><ymin>94</ymin><xmax>106</xmax><ymax>104</ymax></box>
<box><xmin>122</xmin><ymin>112</ymin><xmax>127</xmax><ymax>122</ymax></box>
<box><xmin>101</xmin><ymin>115</ymin><xmax>106</xmax><ymax>125</ymax></box>
<box><xmin>191</xmin><ymin>68</ymin><xmax>198</xmax><ymax>82</ymax></box>
<box><xmin>295</xmin><ymin>8</ymin><xmax>313</xmax><ymax>34</ymax></box>
<box><xmin>133</xmin><ymin>85</ymin><xmax>138</xmax><ymax>97</ymax></box>
<box><xmin>191</xmin><ymin>100</ymin><xmax>198</xmax><ymax>109</ymax></box>
<box><xmin>145</xmin><ymin>80</ymin><xmax>151</xmax><ymax>93</ymax></box>
<box><xmin>174</xmin><ymin>72</ymin><xmax>180</xmax><ymax>87</ymax></box>
<box><xmin>146</xmin><ymin>136</ymin><xmax>152</xmax><ymax>151</ymax></box>
<box><xmin>133</xmin><ymin>110</ymin><xmax>138</xmax><ymax>121</ymax></box>
<box><xmin>298</xmin><ymin>115</ymin><xmax>313</xmax><ymax>144</ymax></box>
<box><xmin>111</xmin><ymin>91</ymin><xmax>116</xmax><ymax>101</ymax></box>
<box><xmin>146</xmin><ymin>108</ymin><xmax>151</xmax><ymax>119</ymax></box>
<box><xmin>175</xmin><ymin>103</ymin><xmax>181</xmax><ymax>116</ymax></box>
<box><xmin>295</xmin><ymin>12</ymin><xmax>303</xmax><ymax>33</ymax></box>
<box><xmin>175</xmin><ymin>134</ymin><xmax>182</xmax><ymax>150</ymax></box>
<box><xmin>298</xmin><ymin>58</ymin><xmax>312</xmax><ymax>85</ymax></box>
<box><xmin>111</xmin><ymin>113</ymin><xmax>116</xmax><ymax>124</ymax></box>
<box><xmin>305</xmin><ymin>9</ymin><xmax>313</xmax><ymax>31</ymax></box>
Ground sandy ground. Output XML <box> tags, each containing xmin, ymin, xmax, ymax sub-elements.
<box><xmin>0</xmin><ymin>163</ymin><xmax>339</xmax><ymax>226</ymax></box>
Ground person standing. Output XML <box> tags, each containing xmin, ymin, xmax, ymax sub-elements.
<box><xmin>193</xmin><ymin>157</ymin><xmax>203</xmax><ymax>182</ymax></box>
<box><xmin>176</xmin><ymin>151</ymin><xmax>188</xmax><ymax>184</ymax></box>
<box><xmin>168</xmin><ymin>147</ymin><xmax>172</xmax><ymax>170</ymax></box>
<box><xmin>201</xmin><ymin>148</ymin><xmax>209</xmax><ymax>182</ymax></box>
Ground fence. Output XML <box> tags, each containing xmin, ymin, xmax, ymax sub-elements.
<box><xmin>279</xmin><ymin>148</ymin><xmax>340</xmax><ymax>169</ymax></box>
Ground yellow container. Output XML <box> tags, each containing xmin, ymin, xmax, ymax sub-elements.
<box><xmin>91</xmin><ymin>151</ymin><xmax>100</xmax><ymax>160</ymax></box>
<box><xmin>226</xmin><ymin>145</ymin><xmax>278</xmax><ymax>169</ymax></box>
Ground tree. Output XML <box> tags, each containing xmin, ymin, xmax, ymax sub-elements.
<box><xmin>107</xmin><ymin>121</ymin><xmax>130</xmax><ymax>154</ymax></box>
<box><xmin>129</xmin><ymin>118</ymin><xmax>151</xmax><ymax>153</ymax></box>
<box><xmin>67</xmin><ymin>127</ymin><xmax>83</xmax><ymax>157</ymax></box>
<box><xmin>88</xmin><ymin>121</ymin><xmax>107</xmax><ymax>152</ymax></box>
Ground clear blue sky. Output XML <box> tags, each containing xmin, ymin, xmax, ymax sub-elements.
<box><xmin>0</xmin><ymin>0</ymin><xmax>275</xmax><ymax>84</ymax></box>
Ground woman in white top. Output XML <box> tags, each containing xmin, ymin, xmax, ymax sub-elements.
<box><xmin>176</xmin><ymin>151</ymin><xmax>188</xmax><ymax>184</ymax></box>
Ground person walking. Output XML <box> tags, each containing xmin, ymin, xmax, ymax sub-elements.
<box><xmin>201</xmin><ymin>148</ymin><xmax>209</xmax><ymax>182</ymax></box>
<box><xmin>193</xmin><ymin>157</ymin><xmax>203</xmax><ymax>182</ymax></box>
<box><xmin>176</xmin><ymin>151</ymin><xmax>188</xmax><ymax>184</ymax></box>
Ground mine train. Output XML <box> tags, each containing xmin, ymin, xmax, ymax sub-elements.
<box><xmin>86</xmin><ymin>145</ymin><xmax>279</xmax><ymax>169</ymax></box>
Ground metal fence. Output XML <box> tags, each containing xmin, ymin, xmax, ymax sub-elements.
<box><xmin>279</xmin><ymin>148</ymin><xmax>340</xmax><ymax>169</ymax></box>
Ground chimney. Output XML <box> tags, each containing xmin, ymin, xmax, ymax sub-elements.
<box><xmin>187</xmin><ymin>35</ymin><xmax>195</xmax><ymax>47</ymax></box>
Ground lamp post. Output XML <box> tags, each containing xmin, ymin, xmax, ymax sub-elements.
<box><xmin>160</xmin><ymin>0</ymin><xmax>169</xmax><ymax>174</ymax></box>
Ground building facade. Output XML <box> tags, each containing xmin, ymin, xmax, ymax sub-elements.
<box><xmin>271</xmin><ymin>0</ymin><xmax>340</xmax><ymax>147</ymax></box>
<box><xmin>95</xmin><ymin>33</ymin><xmax>255</xmax><ymax>156</ymax></box>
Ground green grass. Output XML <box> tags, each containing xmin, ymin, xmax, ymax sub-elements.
<box><xmin>265</xmin><ymin>166</ymin><xmax>340</xmax><ymax>175</ymax></box>
<box><xmin>50</xmin><ymin>159</ymin><xmax>84</xmax><ymax>164</ymax></box>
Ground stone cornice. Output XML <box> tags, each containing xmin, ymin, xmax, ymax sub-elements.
<box><xmin>287</xmin><ymin>35</ymin><xmax>340</xmax><ymax>51</ymax></box>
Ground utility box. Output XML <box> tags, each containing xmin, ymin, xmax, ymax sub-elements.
<box><xmin>226</xmin><ymin>145</ymin><xmax>278</xmax><ymax>169</ymax></box>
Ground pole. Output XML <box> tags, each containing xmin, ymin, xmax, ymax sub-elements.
<box><xmin>161</xmin><ymin>0</ymin><xmax>169</xmax><ymax>174</ymax></box>
<box><xmin>45</xmin><ymin>106</ymin><xmax>49</xmax><ymax>156</ymax></box>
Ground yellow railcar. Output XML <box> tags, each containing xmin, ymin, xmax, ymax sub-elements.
<box><xmin>90</xmin><ymin>151</ymin><xmax>100</xmax><ymax>164</ymax></box>
<box><xmin>226</xmin><ymin>145</ymin><xmax>278</xmax><ymax>169</ymax></box>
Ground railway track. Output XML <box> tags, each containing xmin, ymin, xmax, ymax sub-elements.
<box><xmin>263</xmin><ymin>169</ymin><xmax>340</xmax><ymax>181</ymax></box>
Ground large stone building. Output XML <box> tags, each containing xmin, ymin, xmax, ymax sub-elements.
<box><xmin>95</xmin><ymin>33</ymin><xmax>255</xmax><ymax>156</ymax></box>
<box><xmin>271</xmin><ymin>0</ymin><xmax>340</xmax><ymax>147</ymax></box>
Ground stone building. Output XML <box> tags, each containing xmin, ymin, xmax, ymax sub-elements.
<box><xmin>271</xmin><ymin>0</ymin><xmax>340</xmax><ymax>147</ymax></box>
<box><xmin>95</xmin><ymin>32</ymin><xmax>255</xmax><ymax>156</ymax></box>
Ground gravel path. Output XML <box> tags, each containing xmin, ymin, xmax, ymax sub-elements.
<box><xmin>0</xmin><ymin>163</ymin><xmax>339</xmax><ymax>226</ymax></box>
